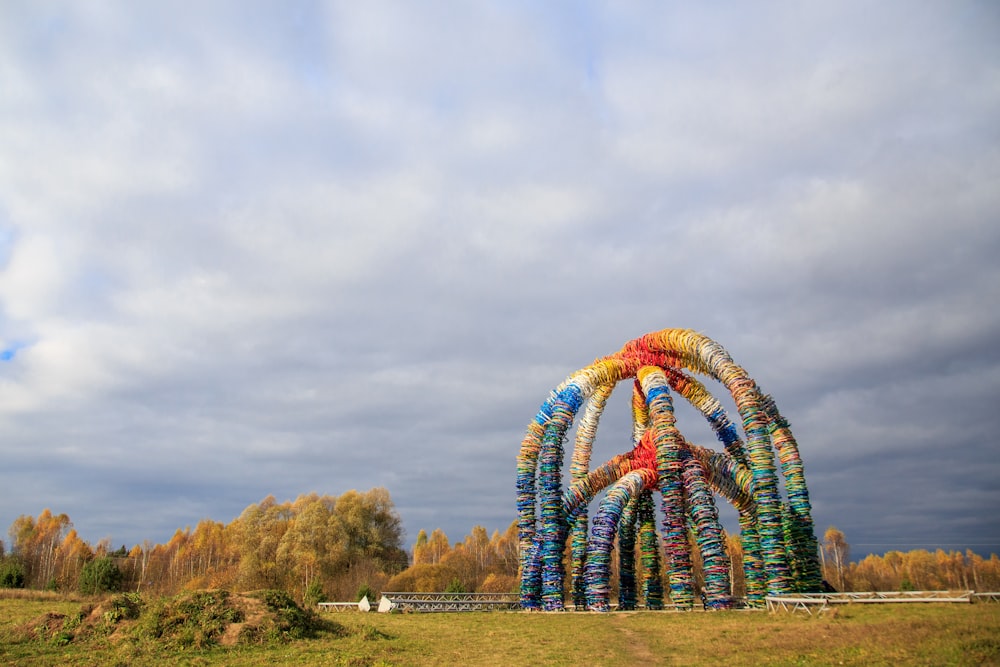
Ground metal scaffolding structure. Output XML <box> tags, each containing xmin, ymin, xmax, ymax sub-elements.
<box><xmin>378</xmin><ymin>592</ymin><xmax>521</xmax><ymax>613</ymax></box>
<box><xmin>767</xmin><ymin>590</ymin><xmax>975</xmax><ymax>613</ymax></box>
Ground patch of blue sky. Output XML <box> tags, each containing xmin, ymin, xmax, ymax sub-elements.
<box><xmin>0</xmin><ymin>342</ymin><xmax>29</xmax><ymax>362</ymax></box>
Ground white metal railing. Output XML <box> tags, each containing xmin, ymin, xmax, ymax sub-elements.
<box><xmin>378</xmin><ymin>592</ymin><xmax>520</xmax><ymax>613</ymax></box>
<box><xmin>355</xmin><ymin>589</ymin><xmax>988</xmax><ymax>614</ymax></box>
<box><xmin>767</xmin><ymin>590</ymin><xmax>974</xmax><ymax>612</ymax></box>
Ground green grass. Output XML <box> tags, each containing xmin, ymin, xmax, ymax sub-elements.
<box><xmin>2</xmin><ymin>596</ymin><xmax>998</xmax><ymax>666</ymax></box>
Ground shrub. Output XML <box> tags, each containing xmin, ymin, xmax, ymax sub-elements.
<box><xmin>125</xmin><ymin>590</ymin><xmax>240</xmax><ymax>649</ymax></box>
<box><xmin>245</xmin><ymin>590</ymin><xmax>329</xmax><ymax>642</ymax></box>
<box><xmin>0</xmin><ymin>557</ymin><xmax>26</xmax><ymax>588</ymax></box>
<box><xmin>105</xmin><ymin>592</ymin><xmax>144</xmax><ymax>622</ymax></box>
<box><xmin>79</xmin><ymin>557</ymin><xmax>123</xmax><ymax>595</ymax></box>
<box><xmin>357</xmin><ymin>583</ymin><xmax>374</xmax><ymax>602</ymax></box>
<box><xmin>304</xmin><ymin>580</ymin><xmax>327</xmax><ymax>607</ymax></box>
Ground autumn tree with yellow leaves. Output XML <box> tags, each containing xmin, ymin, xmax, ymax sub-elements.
<box><xmin>388</xmin><ymin>521</ymin><xmax>520</xmax><ymax>594</ymax></box>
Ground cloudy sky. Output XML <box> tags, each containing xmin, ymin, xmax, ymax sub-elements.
<box><xmin>1</xmin><ymin>2</ymin><xmax>998</xmax><ymax>560</ymax></box>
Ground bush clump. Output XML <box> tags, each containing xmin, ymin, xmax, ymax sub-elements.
<box><xmin>0</xmin><ymin>557</ymin><xmax>26</xmax><ymax>588</ymax></box>
<box><xmin>132</xmin><ymin>590</ymin><xmax>241</xmax><ymax>649</ymax></box>
<box><xmin>304</xmin><ymin>580</ymin><xmax>327</xmax><ymax>607</ymax></box>
<box><xmin>105</xmin><ymin>592</ymin><xmax>144</xmax><ymax>622</ymax></box>
<box><xmin>238</xmin><ymin>589</ymin><xmax>337</xmax><ymax>644</ymax></box>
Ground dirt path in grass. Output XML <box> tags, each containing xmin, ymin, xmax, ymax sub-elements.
<box><xmin>219</xmin><ymin>596</ymin><xmax>266</xmax><ymax>646</ymax></box>
<box><xmin>610</xmin><ymin>613</ymin><xmax>655</xmax><ymax>662</ymax></box>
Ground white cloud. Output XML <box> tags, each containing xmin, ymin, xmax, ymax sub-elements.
<box><xmin>0</xmin><ymin>233</ymin><xmax>65</xmax><ymax>320</ymax></box>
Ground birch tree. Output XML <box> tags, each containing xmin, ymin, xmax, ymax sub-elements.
<box><xmin>822</xmin><ymin>526</ymin><xmax>849</xmax><ymax>591</ymax></box>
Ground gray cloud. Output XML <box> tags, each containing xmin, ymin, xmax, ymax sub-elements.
<box><xmin>1</xmin><ymin>2</ymin><xmax>998</xmax><ymax>558</ymax></box>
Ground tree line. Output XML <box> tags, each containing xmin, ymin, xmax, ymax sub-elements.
<box><xmin>817</xmin><ymin>526</ymin><xmax>1000</xmax><ymax>593</ymax></box>
<box><xmin>1</xmin><ymin>488</ymin><xmax>408</xmax><ymax>602</ymax></box>
<box><xmin>4</xmin><ymin>491</ymin><xmax>998</xmax><ymax>603</ymax></box>
<box><xmin>385</xmin><ymin>524</ymin><xmax>1000</xmax><ymax>598</ymax></box>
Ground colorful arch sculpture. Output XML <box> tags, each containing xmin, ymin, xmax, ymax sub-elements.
<box><xmin>516</xmin><ymin>329</ymin><xmax>820</xmax><ymax>611</ymax></box>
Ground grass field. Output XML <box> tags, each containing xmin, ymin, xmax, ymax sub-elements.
<box><xmin>1</xmin><ymin>592</ymin><xmax>998</xmax><ymax>666</ymax></box>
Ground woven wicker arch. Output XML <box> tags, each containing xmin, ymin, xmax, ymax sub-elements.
<box><xmin>516</xmin><ymin>328</ymin><xmax>820</xmax><ymax>611</ymax></box>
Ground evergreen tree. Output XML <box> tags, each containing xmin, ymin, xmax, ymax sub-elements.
<box><xmin>79</xmin><ymin>556</ymin><xmax>123</xmax><ymax>594</ymax></box>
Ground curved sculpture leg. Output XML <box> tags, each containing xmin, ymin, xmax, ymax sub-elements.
<box><xmin>584</xmin><ymin>470</ymin><xmax>655</xmax><ymax>611</ymax></box>
<box><xmin>539</xmin><ymin>411</ymin><xmax>571</xmax><ymax>610</ymax></box>
<box><xmin>617</xmin><ymin>494</ymin><xmax>640</xmax><ymax>611</ymax></box>
<box><xmin>680</xmin><ymin>449</ymin><xmax>732</xmax><ymax>608</ymax></box>
<box><xmin>569</xmin><ymin>513</ymin><xmax>588</xmax><ymax>609</ymax></box>
<box><xmin>638</xmin><ymin>366</ymin><xmax>694</xmax><ymax>608</ymax></box>
<box><xmin>570</xmin><ymin>385</ymin><xmax>613</xmax><ymax>607</ymax></box>
<box><xmin>740</xmin><ymin>511</ymin><xmax>766</xmax><ymax>605</ymax></box>
<box><xmin>638</xmin><ymin>490</ymin><xmax>663</xmax><ymax>609</ymax></box>
<box><xmin>764</xmin><ymin>394</ymin><xmax>820</xmax><ymax>592</ymax></box>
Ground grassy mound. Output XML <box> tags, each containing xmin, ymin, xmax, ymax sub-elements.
<box><xmin>14</xmin><ymin>589</ymin><xmax>342</xmax><ymax>651</ymax></box>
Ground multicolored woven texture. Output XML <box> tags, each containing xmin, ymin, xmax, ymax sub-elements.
<box><xmin>516</xmin><ymin>328</ymin><xmax>820</xmax><ymax>611</ymax></box>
